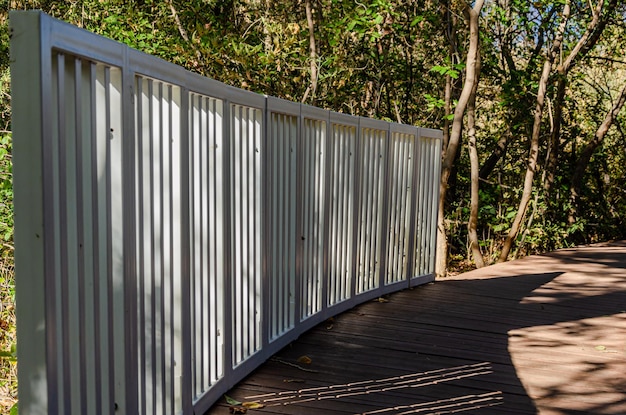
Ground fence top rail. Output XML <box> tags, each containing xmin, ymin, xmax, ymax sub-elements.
<box><xmin>18</xmin><ymin>9</ymin><xmax>444</xmax><ymax>140</ymax></box>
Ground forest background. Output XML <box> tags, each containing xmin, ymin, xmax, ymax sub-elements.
<box><xmin>1</xmin><ymin>0</ymin><xmax>625</xmax><ymax>411</ymax></box>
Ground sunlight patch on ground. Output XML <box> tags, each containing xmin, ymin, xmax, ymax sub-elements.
<box><xmin>244</xmin><ymin>362</ymin><xmax>495</xmax><ymax>407</ymax></box>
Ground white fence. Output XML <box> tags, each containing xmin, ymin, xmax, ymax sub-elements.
<box><xmin>10</xmin><ymin>11</ymin><xmax>442</xmax><ymax>415</ymax></box>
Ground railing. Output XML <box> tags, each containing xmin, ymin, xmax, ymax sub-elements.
<box><xmin>10</xmin><ymin>11</ymin><xmax>442</xmax><ymax>415</ymax></box>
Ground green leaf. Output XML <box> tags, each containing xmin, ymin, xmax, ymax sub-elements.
<box><xmin>430</xmin><ymin>65</ymin><xmax>459</xmax><ymax>79</ymax></box>
<box><xmin>224</xmin><ymin>395</ymin><xmax>242</xmax><ymax>405</ymax></box>
<box><xmin>430</xmin><ymin>65</ymin><xmax>449</xmax><ymax>75</ymax></box>
<box><xmin>447</xmin><ymin>69</ymin><xmax>460</xmax><ymax>79</ymax></box>
<box><xmin>410</xmin><ymin>16</ymin><xmax>424</xmax><ymax>27</ymax></box>
<box><xmin>10</xmin><ymin>402</ymin><xmax>18</xmax><ymax>415</ymax></box>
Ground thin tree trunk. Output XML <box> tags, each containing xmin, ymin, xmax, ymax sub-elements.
<box><xmin>569</xmin><ymin>83</ymin><xmax>626</xmax><ymax>223</ymax></box>
<box><xmin>499</xmin><ymin>0</ymin><xmax>617</xmax><ymax>261</ymax></box>
<box><xmin>302</xmin><ymin>0</ymin><xmax>318</xmax><ymax>104</ymax></box>
<box><xmin>442</xmin><ymin>74</ymin><xmax>452</xmax><ymax>151</ymax></box>
<box><xmin>441</xmin><ymin>0</ymin><xmax>455</xmax><ymax>153</ymax></box>
<box><xmin>165</xmin><ymin>0</ymin><xmax>202</xmax><ymax>62</ymax></box>
<box><xmin>498</xmin><ymin>56</ymin><xmax>556</xmax><ymax>262</ymax></box>
<box><xmin>544</xmin><ymin>76</ymin><xmax>567</xmax><ymax>194</ymax></box>
<box><xmin>498</xmin><ymin>2</ymin><xmax>570</xmax><ymax>262</ymax></box>
<box><xmin>435</xmin><ymin>0</ymin><xmax>453</xmax><ymax>277</ymax></box>
<box><xmin>479</xmin><ymin>132</ymin><xmax>509</xmax><ymax>180</ymax></box>
<box><xmin>435</xmin><ymin>0</ymin><xmax>484</xmax><ymax>278</ymax></box>
<box><xmin>467</xmin><ymin>54</ymin><xmax>484</xmax><ymax>268</ymax></box>
<box><xmin>543</xmin><ymin>0</ymin><xmax>610</xmax><ymax>191</ymax></box>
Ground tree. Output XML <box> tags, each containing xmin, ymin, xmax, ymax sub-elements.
<box><xmin>569</xmin><ymin>82</ymin><xmax>626</xmax><ymax>223</ymax></box>
<box><xmin>499</xmin><ymin>0</ymin><xmax>618</xmax><ymax>262</ymax></box>
<box><xmin>467</xmin><ymin>52</ymin><xmax>484</xmax><ymax>268</ymax></box>
<box><xmin>435</xmin><ymin>0</ymin><xmax>484</xmax><ymax>278</ymax></box>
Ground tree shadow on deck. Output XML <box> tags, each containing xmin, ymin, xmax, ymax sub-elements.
<box><xmin>209</xmin><ymin>243</ymin><xmax>626</xmax><ymax>414</ymax></box>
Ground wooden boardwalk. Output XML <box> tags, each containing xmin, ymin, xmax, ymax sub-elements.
<box><xmin>206</xmin><ymin>242</ymin><xmax>626</xmax><ymax>415</ymax></box>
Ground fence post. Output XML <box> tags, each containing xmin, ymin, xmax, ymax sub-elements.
<box><xmin>10</xmin><ymin>11</ymin><xmax>52</xmax><ymax>415</ymax></box>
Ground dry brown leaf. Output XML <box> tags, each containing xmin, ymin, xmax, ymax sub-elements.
<box><xmin>229</xmin><ymin>405</ymin><xmax>247</xmax><ymax>414</ymax></box>
<box><xmin>297</xmin><ymin>355</ymin><xmax>312</xmax><ymax>364</ymax></box>
<box><xmin>376</xmin><ymin>297</ymin><xmax>389</xmax><ymax>303</ymax></box>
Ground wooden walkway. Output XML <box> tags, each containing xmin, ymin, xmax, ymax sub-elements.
<box><xmin>206</xmin><ymin>242</ymin><xmax>626</xmax><ymax>415</ymax></box>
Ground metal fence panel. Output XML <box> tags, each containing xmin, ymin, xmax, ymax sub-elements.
<box><xmin>386</xmin><ymin>130</ymin><xmax>415</xmax><ymax>285</ymax></box>
<box><xmin>188</xmin><ymin>92</ymin><xmax>226</xmax><ymax>401</ymax></box>
<box><xmin>134</xmin><ymin>76</ymin><xmax>184</xmax><ymax>414</ymax></box>
<box><xmin>327</xmin><ymin>115</ymin><xmax>358</xmax><ymax>306</ymax></box>
<box><xmin>11</xmin><ymin>11</ymin><xmax>442</xmax><ymax>415</ymax></box>
<box><xmin>356</xmin><ymin>124</ymin><xmax>387</xmax><ymax>294</ymax></box>
<box><xmin>267</xmin><ymin>106</ymin><xmax>298</xmax><ymax>341</ymax></box>
<box><xmin>300</xmin><ymin>107</ymin><xmax>328</xmax><ymax>320</ymax></box>
<box><xmin>230</xmin><ymin>103</ymin><xmax>264</xmax><ymax>366</ymax></box>
<box><xmin>49</xmin><ymin>52</ymin><xmax>126</xmax><ymax>414</ymax></box>
<box><xmin>413</xmin><ymin>131</ymin><xmax>443</xmax><ymax>278</ymax></box>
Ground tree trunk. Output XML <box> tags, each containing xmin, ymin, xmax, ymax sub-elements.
<box><xmin>479</xmin><ymin>132</ymin><xmax>509</xmax><ymax>181</ymax></box>
<box><xmin>499</xmin><ymin>57</ymin><xmax>554</xmax><ymax>262</ymax></box>
<box><xmin>499</xmin><ymin>0</ymin><xmax>617</xmax><ymax>261</ymax></box>
<box><xmin>165</xmin><ymin>0</ymin><xmax>202</xmax><ymax>62</ymax></box>
<box><xmin>302</xmin><ymin>0</ymin><xmax>318</xmax><ymax>104</ymax></box>
<box><xmin>467</xmin><ymin>53</ymin><xmax>484</xmax><ymax>268</ymax></box>
<box><xmin>569</xmin><ymin>83</ymin><xmax>626</xmax><ymax>223</ymax></box>
<box><xmin>498</xmin><ymin>2</ymin><xmax>571</xmax><ymax>262</ymax></box>
<box><xmin>435</xmin><ymin>0</ymin><xmax>484</xmax><ymax>278</ymax></box>
<box><xmin>543</xmin><ymin>75</ymin><xmax>567</xmax><ymax>195</ymax></box>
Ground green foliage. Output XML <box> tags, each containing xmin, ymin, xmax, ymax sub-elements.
<box><xmin>0</xmin><ymin>134</ymin><xmax>12</xmax><ymax>245</ymax></box>
<box><xmin>0</xmin><ymin>6</ymin><xmax>15</xmax><ymax>411</ymax></box>
<box><xmin>430</xmin><ymin>63</ymin><xmax>464</xmax><ymax>80</ymax></box>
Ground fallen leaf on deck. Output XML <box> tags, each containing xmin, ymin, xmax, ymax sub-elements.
<box><xmin>229</xmin><ymin>406</ymin><xmax>247</xmax><ymax>414</ymax></box>
<box><xmin>242</xmin><ymin>401</ymin><xmax>265</xmax><ymax>409</ymax></box>
<box><xmin>225</xmin><ymin>395</ymin><xmax>242</xmax><ymax>405</ymax></box>
<box><xmin>595</xmin><ymin>345</ymin><xmax>606</xmax><ymax>351</ymax></box>
<box><xmin>376</xmin><ymin>297</ymin><xmax>389</xmax><ymax>303</ymax></box>
<box><xmin>297</xmin><ymin>355</ymin><xmax>312</xmax><ymax>364</ymax></box>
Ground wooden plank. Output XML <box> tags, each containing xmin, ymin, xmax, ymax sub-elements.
<box><xmin>204</xmin><ymin>242</ymin><xmax>626</xmax><ymax>415</ymax></box>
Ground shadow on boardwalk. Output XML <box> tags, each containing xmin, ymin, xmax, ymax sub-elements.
<box><xmin>207</xmin><ymin>242</ymin><xmax>626</xmax><ymax>414</ymax></box>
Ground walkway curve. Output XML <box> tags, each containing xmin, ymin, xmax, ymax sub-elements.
<box><xmin>208</xmin><ymin>241</ymin><xmax>626</xmax><ymax>414</ymax></box>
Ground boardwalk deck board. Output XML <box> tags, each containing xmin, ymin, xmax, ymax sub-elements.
<box><xmin>206</xmin><ymin>242</ymin><xmax>626</xmax><ymax>414</ymax></box>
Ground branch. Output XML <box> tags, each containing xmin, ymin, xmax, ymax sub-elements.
<box><xmin>165</xmin><ymin>0</ymin><xmax>202</xmax><ymax>61</ymax></box>
<box><xmin>441</xmin><ymin>0</ymin><xmax>484</xmax><ymax>174</ymax></box>
<box><xmin>569</xmin><ymin>81</ymin><xmax>626</xmax><ymax>218</ymax></box>
<box><xmin>560</xmin><ymin>0</ymin><xmax>618</xmax><ymax>72</ymax></box>
<box><xmin>587</xmin><ymin>55</ymin><xmax>626</xmax><ymax>65</ymax></box>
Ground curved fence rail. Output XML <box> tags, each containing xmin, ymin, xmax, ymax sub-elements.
<box><xmin>11</xmin><ymin>11</ymin><xmax>442</xmax><ymax>415</ymax></box>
